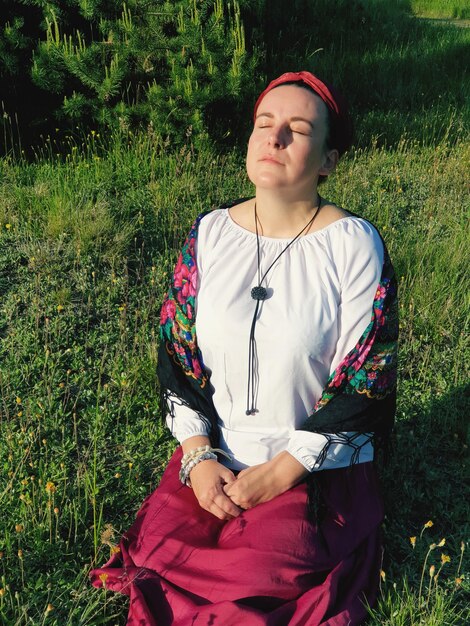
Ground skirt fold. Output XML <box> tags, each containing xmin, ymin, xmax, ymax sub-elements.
<box><xmin>90</xmin><ymin>448</ymin><xmax>383</xmax><ymax>625</ymax></box>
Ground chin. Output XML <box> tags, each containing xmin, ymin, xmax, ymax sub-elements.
<box><xmin>249</xmin><ymin>176</ymin><xmax>288</xmax><ymax>191</ymax></box>
<box><xmin>247</xmin><ymin>167</ymin><xmax>285</xmax><ymax>189</ymax></box>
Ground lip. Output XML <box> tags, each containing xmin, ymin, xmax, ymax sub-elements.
<box><xmin>259</xmin><ymin>155</ymin><xmax>283</xmax><ymax>165</ymax></box>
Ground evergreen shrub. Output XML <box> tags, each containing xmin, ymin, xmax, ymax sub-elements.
<box><xmin>1</xmin><ymin>0</ymin><xmax>261</xmax><ymax>149</ymax></box>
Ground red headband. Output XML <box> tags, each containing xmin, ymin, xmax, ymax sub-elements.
<box><xmin>253</xmin><ymin>71</ymin><xmax>353</xmax><ymax>156</ymax></box>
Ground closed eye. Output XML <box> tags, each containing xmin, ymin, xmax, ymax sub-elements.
<box><xmin>291</xmin><ymin>127</ymin><xmax>311</xmax><ymax>136</ymax></box>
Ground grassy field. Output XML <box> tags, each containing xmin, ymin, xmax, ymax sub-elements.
<box><xmin>0</xmin><ymin>123</ymin><xmax>468</xmax><ymax>624</ymax></box>
<box><xmin>411</xmin><ymin>0</ymin><xmax>470</xmax><ymax>19</ymax></box>
<box><xmin>0</xmin><ymin>1</ymin><xmax>469</xmax><ymax>623</ymax></box>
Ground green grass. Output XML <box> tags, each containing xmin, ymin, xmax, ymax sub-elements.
<box><xmin>2</xmin><ymin>0</ymin><xmax>469</xmax><ymax>159</ymax></box>
<box><xmin>0</xmin><ymin>2</ymin><xmax>469</xmax><ymax>621</ymax></box>
<box><xmin>248</xmin><ymin>0</ymin><xmax>469</xmax><ymax>153</ymax></box>
<box><xmin>411</xmin><ymin>0</ymin><xmax>470</xmax><ymax>19</ymax></box>
<box><xmin>0</xmin><ymin>120</ymin><xmax>468</xmax><ymax>623</ymax></box>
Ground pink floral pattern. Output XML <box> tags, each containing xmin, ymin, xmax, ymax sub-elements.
<box><xmin>159</xmin><ymin>213</ymin><xmax>209</xmax><ymax>385</ymax></box>
<box><xmin>313</xmin><ymin>275</ymin><xmax>398</xmax><ymax>411</ymax></box>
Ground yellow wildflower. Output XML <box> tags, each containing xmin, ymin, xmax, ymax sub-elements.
<box><xmin>424</xmin><ymin>520</ymin><xmax>433</xmax><ymax>529</ymax></box>
<box><xmin>0</xmin><ymin>588</ymin><xmax>6</xmax><ymax>597</ymax></box>
<box><xmin>380</xmin><ymin>570</ymin><xmax>386</xmax><ymax>582</ymax></box>
<box><xmin>15</xmin><ymin>524</ymin><xmax>24</xmax><ymax>533</ymax></box>
<box><xmin>45</xmin><ymin>604</ymin><xmax>54</xmax><ymax>613</ymax></box>
<box><xmin>110</xmin><ymin>545</ymin><xmax>121</xmax><ymax>555</ymax></box>
<box><xmin>437</xmin><ymin>538</ymin><xmax>446</xmax><ymax>547</ymax></box>
<box><xmin>429</xmin><ymin>565</ymin><xmax>435</xmax><ymax>577</ymax></box>
<box><xmin>45</xmin><ymin>481</ymin><xmax>56</xmax><ymax>494</ymax></box>
<box><xmin>409</xmin><ymin>536</ymin><xmax>416</xmax><ymax>548</ymax></box>
<box><xmin>114</xmin><ymin>472</ymin><xmax>121</xmax><ymax>478</ymax></box>
<box><xmin>5</xmin><ymin>223</ymin><xmax>11</xmax><ymax>229</ymax></box>
<box><xmin>16</xmin><ymin>397</ymin><xmax>22</xmax><ymax>404</ymax></box>
<box><xmin>99</xmin><ymin>572</ymin><xmax>109</xmax><ymax>587</ymax></box>
<box><xmin>57</xmin><ymin>304</ymin><xmax>64</xmax><ymax>312</ymax></box>
<box><xmin>441</xmin><ymin>553</ymin><xmax>451</xmax><ymax>564</ymax></box>
<box><xmin>18</xmin><ymin>549</ymin><xmax>23</xmax><ymax>559</ymax></box>
<box><xmin>455</xmin><ymin>577</ymin><xmax>463</xmax><ymax>586</ymax></box>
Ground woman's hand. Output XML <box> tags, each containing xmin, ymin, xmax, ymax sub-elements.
<box><xmin>223</xmin><ymin>451</ymin><xmax>309</xmax><ymax>510</ymax></box>
<box><xmin>189</xmin><ymin>459</ymin><xmax>244</xmax><ymax>520</ymax></box>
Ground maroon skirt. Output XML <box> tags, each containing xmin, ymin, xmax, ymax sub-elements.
<box><xmin>90</xmin><ymin>448</ymin><xmax>383</xmax><ymax>625</ymax></box>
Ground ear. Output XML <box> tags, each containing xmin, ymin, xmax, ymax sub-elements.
<box><xmin>319</xmin><ymin>148</ymin><xmax>339</xmax><ymax>177</ymax></box>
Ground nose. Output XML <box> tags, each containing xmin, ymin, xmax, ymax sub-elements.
<box><xmin>268</xmin><ymin>125</ymin><xmax>286</xmax><ymax>149</ymax></box>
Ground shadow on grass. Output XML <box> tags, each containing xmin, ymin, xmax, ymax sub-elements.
<box><xmin>382</xmin><ymin>382</ymin><xmax>469</xmax><ymax>573</ymax></box>
<box><xmin>249</xmin><ymin>0</ymin><xmax>470</xmax><ymax>148</ymax></box>
<box><xmin>2</xmin><ymin>0</ymin><xmax>468</xmax><ymax>155</ymax></box>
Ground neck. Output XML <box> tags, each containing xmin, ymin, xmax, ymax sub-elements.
<box><xmin>254</xmin><ymin>187</ymin><xmax>321</xmax><ymax>238</ymax></box>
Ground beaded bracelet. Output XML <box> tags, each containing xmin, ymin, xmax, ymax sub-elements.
<box><xmin>179</xmin><ymin>445</ymin><xmax>233</xmax><ymax>487</ymax></box>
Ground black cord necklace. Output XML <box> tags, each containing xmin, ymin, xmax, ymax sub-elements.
<box><xmin>246</xmin><ymin>196</ymin><xmax>322</xmax><ymax>416</ymax></box>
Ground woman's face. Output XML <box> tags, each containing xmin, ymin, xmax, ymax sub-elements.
<box><xmin>246</xmin><ymin>85</ymin><xmax>337</xmax><ymax>195</ymax></box>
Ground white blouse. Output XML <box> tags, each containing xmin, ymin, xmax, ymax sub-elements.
<box><xmin>166</xmin><ymin>208</ymin><xmax>384</xmax><ymax>472</ymax></box>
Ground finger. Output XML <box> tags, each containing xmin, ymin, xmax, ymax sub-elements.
<box><xmin>219</xmin><ymin>468</ymin><xmax>236</xmax><ymax>484</ymax></box>
<box><xmin>214</xmin><ymin>492</ymin><xmax>243</xmax><ymax>518</ymax></box>
<box><xmin>201</xmin><ymin>502</ymin><xmax>232</xmax><ymax>520</ymax></box>
<box><xmin>205</xmin><ymin>499</ymin><xmax>238</xmax><ymax>520</ymax></box>
<box><xmin>222</xmin><ymin>482</ymin><xmax>236</xmax><ymax>499</ymax></box>
<box><xmin>226</xmin><ymin>497</ymin><xmax>247</xmax><ymax>511</ymax></box>
<box><xmin>220</xmin><ymin>488</ymin><xmax>247</xmax><ymax>513</ymax></box>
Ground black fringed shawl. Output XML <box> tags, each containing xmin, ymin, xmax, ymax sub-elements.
<box><xmin>157</xmin><ymin>207</ymin><xmax>398</xmax><ymax>475</ymax></box>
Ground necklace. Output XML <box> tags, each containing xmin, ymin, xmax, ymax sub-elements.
<box><xmin>246</xmin><ymin>196</ymin><xmax>322</xmax><ymax>416</ymax></box>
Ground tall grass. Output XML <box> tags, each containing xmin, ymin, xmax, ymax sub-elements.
<box><xmin>411</xmin><ymin>0</ymin><xmax>470</xmax><ymax>19</ymax></box>
<box><xmin>258</xmin><ymin>0</ymin><xmax>469</xmax><ymax>153</ymax></box>
<box><xmin>0</xmin><ymin>119</ymin><xmax>468</xmax><ymax>623</ymax></box>
<box><xmin>2</xmin><ymin>0</ymin><xmax>469</xmax><ymax>157</ymax></box>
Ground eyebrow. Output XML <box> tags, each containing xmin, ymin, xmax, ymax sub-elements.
<box><xmin>255</xmin><ymin>112</ymin><xmax>314</xmax><ymax>128</ymax></box>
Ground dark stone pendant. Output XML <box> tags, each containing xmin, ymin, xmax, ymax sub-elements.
<box><xmin>251</xmin><ymin>286</ymin><xmax>267</xmax><ymax>301</ymax></box>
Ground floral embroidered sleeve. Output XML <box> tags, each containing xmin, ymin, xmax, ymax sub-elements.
<box><xmin>158</xmin><ymin>213</ymin><xmax>219</xmax><ymax>444</ymax></box>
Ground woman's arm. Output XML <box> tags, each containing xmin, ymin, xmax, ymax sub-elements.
<box><xmin>182</xmin><ymin>435</ymin><xmax>243</xmax><ymax>520</ymax></box>
<box><xmin>223</xmin><ymin>451</ymin><xmax>309</xmax><ymax>509</ymax></box>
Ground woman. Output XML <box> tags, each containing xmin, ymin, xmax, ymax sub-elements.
<box><xmin>91</xmin><ymin>71</ymin><xmax>398</xmax><ymax>625</ymax></box>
